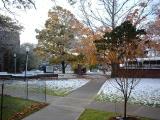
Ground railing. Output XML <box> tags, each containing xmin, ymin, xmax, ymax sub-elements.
<box><xmin>0</xmin><ymin>73</ymin><xmax>58</xmax><ymax>120</ymax></box>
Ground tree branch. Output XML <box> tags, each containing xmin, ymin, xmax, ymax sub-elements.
<box><xmin>1</xmin><ymin>0</ymin><xmax>14</xmax><ymax>14</ymax></box>
<box><xmin>115</xmin><ymin>0</ymin><xmax>130</xmax><ymax>15</ymax></box>
<box><xmin>28</xmin><ymin>0</ymin><xmax>36</xmax><ymax>9</ymax></box>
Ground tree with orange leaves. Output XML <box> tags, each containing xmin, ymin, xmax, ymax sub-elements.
<box><xmin>95</xmin><ymin>21</ymin><xmax>146</xmax><ymax>119</ymax></box>
<box><xmin>36</xmin><ymin>6</ymin><xmax>87</xmax><ymax>74</ymax></box>
<box><xmin>74</xmin><ymin>26</ymin><xmax>109</xmax><ymax>71</ymax></box>
<box><xmin>95</xmin><ymin>21</ymin><xmax>146</xmax><ymax>77</ymax></box>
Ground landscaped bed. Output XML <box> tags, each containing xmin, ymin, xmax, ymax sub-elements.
<box><xmin>96</xmin><ymin>79</ymin><xmax>160</xmax><ymax>107</ymax></box>
<box><xmin>78</xmin><ymin>109</ymin><xmax>152</xmax><ymax>120</ymax></box>
<box><xmin>0</xmin><ymin>95</ymin><xmax>48</xmax><ymax>120</ymax></box>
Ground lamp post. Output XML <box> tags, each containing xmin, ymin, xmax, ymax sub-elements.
<box><xmin>25</xmin><ymin>46</ymin><xmax>29</xmax><ymax>99</ymax></box>
<box><xmin>0</xmin><ymin>82</ymin><xmax>4</xmax><ymax>120</ymax></box>
<box><xmin>14</xmin><ymin>53</ymin><xmax>16</xmax><ymax>74</ymax></box>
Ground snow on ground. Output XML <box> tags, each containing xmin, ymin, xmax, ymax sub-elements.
<box><xmin>4</xmin><ymin>79</ymin><xmax>89</xmax><ymax>94</ymax></box>
<box><xmin>0</xmin><ymin>70</ymin><xmax>44</xmax><ymax>76</ymax></box>
<box><xmin>86</xmin><ymin>70</ymin><xmax>111</xmax><ymax>75</ymax></box>
<box><xmin>45</xmin><ymin>79</ymin><xmax>89</xmax><ymax>91</ymax></box>
<box><xmin>97</xmin><ymin>78</ymin><xmax>160</xmax><ymax>107</ymax></box>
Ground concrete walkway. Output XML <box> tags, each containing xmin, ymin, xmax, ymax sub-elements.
<box><xmin>23</xmin><ymin>74</ymin><xmax>160</xmax><ymax>120</ymax></box>
<box><xmin>23</xmin><ymin>75</ymin><xmax>107</xmax><ymax>120</ymax></box>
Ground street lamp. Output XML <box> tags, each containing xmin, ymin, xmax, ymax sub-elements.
<box><xmin>25</xmin><ymin>47</ymin><xmax>30</xmax><ymax>80</ymax></box>
<box><xmin>25</xmin><ymin>46</ymin><xmax>29</xmax><ymax>99</ymax></box>
<box><xmin>14</xmin><ymin>53</ymin><xmax>16</xmax><ymax>74</ymax></box>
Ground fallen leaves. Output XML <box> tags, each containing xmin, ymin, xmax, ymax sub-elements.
<box><xmin>9</xmin><ymin>103</ymin><xmax>48</xmax><ymax>120</ymax></box>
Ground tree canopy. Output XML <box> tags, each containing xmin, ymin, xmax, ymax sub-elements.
<box><xmin>95</xmin><ymin>21</ymin><xmax>146</xmax><ymax>63</ymax></box>
<box><xmin>36</xmin><ymin>6</ymin><xmax>81</xmax><ymax>58</ymax></box>
<box><xmin>36</xmin><ymin>6</ymin><xmax>88</xmax><ymax>73</ymax></box>
<box><xmin>0</xmin><ymin>14</ymin><xmax>22</xmax><ymax>32</ymax></box>
<box><xmin>18</xmin><ymin>43</ymin><xmax>40</xmax><ymax>71</ymax></box>
<box><xmin>94</xmin><ymin>21</ymin><xmax>146</xmax><ymax>77</ymax></box>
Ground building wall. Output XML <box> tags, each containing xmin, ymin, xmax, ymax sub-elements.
<box><xmin>0</xmin><ymin>30</ymin><xmax>20</xmax><ymax>72</ymax></box>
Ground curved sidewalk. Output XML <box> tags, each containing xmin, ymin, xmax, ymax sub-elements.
<box><xmin>23</xmin><ymin>75</ymin><xmax>107</xmax><ymax>120</ymax></box>
<box><xmin>23</xmin><ymin>74</ymin><xmax>160</xmax><ymax>120</ymax></box>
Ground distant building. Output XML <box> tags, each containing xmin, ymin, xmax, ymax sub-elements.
<box><xmin>0</xmin><ymin>30</ymin><xmax>20</xmax><ymax>72</ymax></box>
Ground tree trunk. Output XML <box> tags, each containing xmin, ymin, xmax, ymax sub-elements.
<box><xmin>124</xmin><ymin>97</ymin><xmax>127</xmax><ymax>120</ymax></box>
<box><xmin>111</xmin><ymin>62</ymin><xmax>119</xmax><ymax>78</ymax></box>
<box><xmin>61</xmin><ymin>61</ymin><xmax>65</xmax><ymax>74</ymax></box>
<box><xmin>111</xmin><ymin>0</ymin><xmax>115</xmax><ymax>29</ymax></box>
<box><xmin>77</xmin><ymin>64</ymin><xmax>82</xmax><ymax>75</ymax></box>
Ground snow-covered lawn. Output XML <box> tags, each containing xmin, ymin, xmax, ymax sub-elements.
<box><xmin>5</xmin><ymin>79</ymin><xmax>89</xmax><ymax>96</ymax></box>
<box><xmin>46</xmin><ymin>79</ymin><xmax>88</xmax><ymax>90</ymax></box>
<box><xmin>96</xmin><ymin>78</ymin><xmax>160</xmax><ymax>107</ymax></box>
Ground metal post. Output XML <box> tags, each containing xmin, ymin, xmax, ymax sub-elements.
<box><xmin>45</xmin><ymin>79</ymin><xmax>47</xmax><ymax>102</ymax></box>
<box><xmin>14</xmin><ymin>53</ymin><xmax>16</xmax><ymax>74</ymax></box>
<box><xmin>1</xmin><ymin>82</ymin><xmax>4</xmax><ymax>120</ymax></box>
<box><xmin>25</xmin><ymin>52</ymin><xmax>28</xmax><ymax>81</ymax></box>
<box><xmin>25</xmin><ymin>47</ymin><xmax>29</xmax><ymax>99</ymax></box>
<box><xmin>26</xmin><ymin>52</ymin><xmax>29</xmax><ymax>99</ymax></box>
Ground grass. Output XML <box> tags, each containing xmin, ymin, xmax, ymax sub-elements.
<box><xmin>6</xmin><ymin>84</ymin><xmax>70</xmax><ymax>97</ymax></box>
<box><xmin>0</xmin><ymin>95</ymin><xmax>47</xmax><ymax>120</ymax></box>
<box><xmin>78</xmin><ymin>109</ymin><xmax>116</xmax><ymax>120</ymax></box>
<box><xmin>78</xmin><ymin>109</ymin><xmax>153</xmax><ymax>120</ymax></box>
<box><xmin>46</xmin><ymin>88</ymin><xmax>70</xmax><ymax>96</ymax></box>
<box><xmin>22</xmin><ymin>86</ymin><xmax>70</xmax><ymax>96</ymax></box>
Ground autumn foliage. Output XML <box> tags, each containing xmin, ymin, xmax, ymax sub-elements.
<box><xmin>35</xmin><ymin>4</ymin><xmax>160</xmax><ymax>72</ymax></box>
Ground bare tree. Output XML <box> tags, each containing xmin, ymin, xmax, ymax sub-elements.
<box><xmin>112</xmin><ymin>62</ymin><xmax>141</xmax><ymax>119</ymax></box>
<box><xmin>68</xmin><ymin>0</ymin><xmax>157</xmax><ymax>31</ymax></box>
<box><xmin>0</xmin><ymin>0</ymin><xmax>36</xmax><ymax>13</ymax></box>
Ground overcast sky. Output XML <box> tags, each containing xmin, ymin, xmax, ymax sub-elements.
<box><xmin>8</xmin><ymin>0</ymin><xmax>74</xmax><ymax>44</ymax></box>
<box><xmin>18</xmin><ymin>0</ymin><xmax>53</xmax><ymax>44</ymax></box>
<box><xmin>2</xmin><ymin>0</ymin><xmax>158</xmax><ymax>44</ymax></box>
